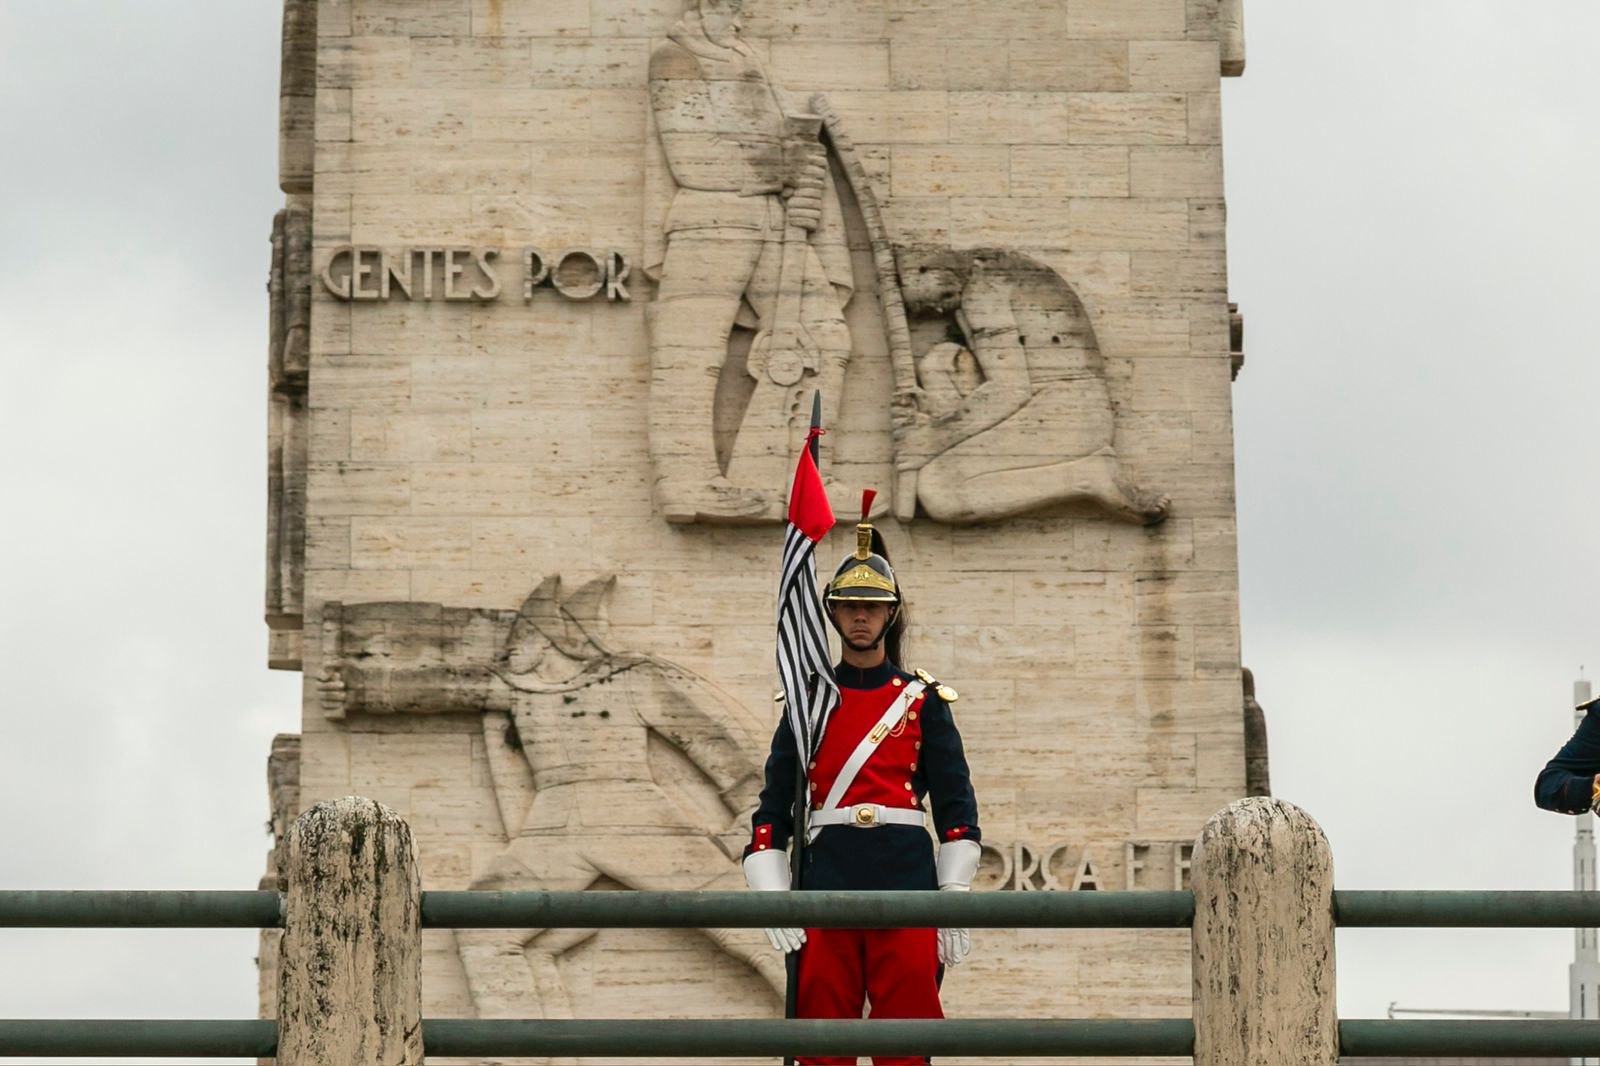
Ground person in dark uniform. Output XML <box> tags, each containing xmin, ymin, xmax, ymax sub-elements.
<box><xmin>1536</xmin><ymin>691</ymin><xmax>1600</xmax><ymax>814</ymax></box>
<box><xmin>741</xmin><ymin>513</ymin><xmax>981</xmax><ymax>1066</ymax></box>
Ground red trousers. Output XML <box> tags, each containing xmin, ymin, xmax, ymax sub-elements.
<box><xmin>795</xmin><ymin>926</ymin><xmax>943</xmax><ymax>1066</ymax></box>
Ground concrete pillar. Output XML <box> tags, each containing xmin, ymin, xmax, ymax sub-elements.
<box><xmin>1191</xmin><ymin>797</ymin><xmax>1336</xmax><ymax>1066</ymax></box>
<box><xmin>278</xmin><ymin>797</ymin><xmax>423</xmax><ymax>1066</ymax></box>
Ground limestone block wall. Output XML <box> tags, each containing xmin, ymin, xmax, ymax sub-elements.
<box><xmin>280</xmin><ymin>0</ymin><xmax>1247</xmax><ymax>1060</ymax></box>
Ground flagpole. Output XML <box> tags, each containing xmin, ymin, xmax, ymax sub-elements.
<box><xmin>783</xmin><ymin>391</ymin><xmax>824</xmax><ymax>1056</ymax></box>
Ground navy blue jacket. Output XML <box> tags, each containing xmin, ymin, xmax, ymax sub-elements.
<box><xmin>750</xmin><ymin>660</ymin><xmax>980</xmax><ymax>891</ymax></box>
<box><xmin>1535</xmin><ymin>700</ymin><xmax>1600</xmax><ymax>814</ymax></box>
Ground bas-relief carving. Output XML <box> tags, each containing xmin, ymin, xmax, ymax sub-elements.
<box><xmin>1220</xmin><ymin>0</ymin><xmax>1248</xmax><ymax>78</ymax></box>
<box><xmin>256</xmin><ymin>734</ymin><xmax>301</xmax><ymax>1034</ymax></box>
<box><xmin>644</xmin><ymin>0</ymin><xmax>857</xmax><ymax>524</ymax></box>
<box><xmin>264</xmin><ymin>733</ymin><xmax>303</xmax><ymax>885</ymax></box>
<box><xmin>642</xmin><ymin>4</ymin><xmax>1171</xmax><ymax>531</ymax></box>
<box><xmin>1229</xmin><ymin>300</ymin><xmax>1245</xmax><ymax>380</ymax></box>
<box><xmin>1242</xmin><ymin>667</ymin><xmax>1271</xmax><ymax>797</ymax></box>
<box><xmin>278</xmin><ymin>0</ymin><xmax>316</xmax><ymax>195</ymax></box>
<box><xmin>896</xmin><ymin>247</ymin><xmax>1170</xmax><ymax>527</ymax></box>
<box><xmin>316</xmin><ymin>576</ymin><xmax>785</xmax><ymax>1022</ymax></box>
<box><xmin>267</xmin><ymin>204</ymin><xmax>311</xmax><ymax>663</ymax></box>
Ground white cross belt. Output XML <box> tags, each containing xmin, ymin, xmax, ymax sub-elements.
<box><xmin>805</xmin><ymin>680</ymin><xmax>927</xmax><ymax>843</ymax></box>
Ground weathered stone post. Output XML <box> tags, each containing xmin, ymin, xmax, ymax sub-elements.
<box><xmin>278</xmin><ymin>796</ymin><xmax>424</xmax><ymax>1066</ymax></box>
<box><xmin>1191</xmin><ymin>797</ymin><xmax>1336</xmax><ymax>1065</ymax></box>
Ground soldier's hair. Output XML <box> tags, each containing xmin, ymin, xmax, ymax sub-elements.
<box><xmin>866</xmin><ymin>526</ymin><xmax>910</xmax><ymax>667</ymax></box>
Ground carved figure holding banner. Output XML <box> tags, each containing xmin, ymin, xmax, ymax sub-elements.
<box><xmin>894</xmin><ymin>247</ymin><xmax>1170</xmax><ymax>526</ymax></box>
<box><xmin>644</xmin><ymin>0</ymin><xmax>855</xmax><ymax>523</ymax></box>
<box><xmin>317</xmin><ymin>576</ymin><xmax>784</xmax><ymax>1040</ymax></box>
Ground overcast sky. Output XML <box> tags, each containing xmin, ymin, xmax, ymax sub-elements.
<box><xmin>1</xmin><ymin>1</ymin><xmax>1597</xmax><ymax>1060</ymax></box>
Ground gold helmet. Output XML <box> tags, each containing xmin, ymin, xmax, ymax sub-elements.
<box><xmin>823</xmin><ymin>491</ymin><xmax>900</xmax><ymax>608</ymax></box>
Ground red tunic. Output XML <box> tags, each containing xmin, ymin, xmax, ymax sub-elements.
<box><xmin>747</xmin><ymin>660</ymin><xmax>980</xmax><ymax>1066</ymax></box>
<box><xmin>806</xmin><ymin>676</ymin><xmax>927</xmax><ymax>813</ymax></box>
<box><xmin>746</xmin><ymin>660</ymin><xmax>979</xmax><ymax>888</ymax></box>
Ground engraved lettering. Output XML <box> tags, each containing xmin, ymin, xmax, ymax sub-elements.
<box><xmin>973</xmin><ymin>839</ymin><xmax>1192</xmax><ymax>891</ymax></box>
<box><xmin>444</xmin><ymin>248</ymin><xmax>471</xmax><ymax>301</ymax></box>
<box><xmin>552</xmin><ymin>249</ymin><xmax>605</xmax><ymax>300</ymax></box>
<box><xmin>1172</xmin><ymin>843</ymin><xmax>1194</xmax><ymax>891</ymax></box>
<box><xmin>523</xmin><ymin>248</ymin><xmax>550</xmax><ymax>301</ymax></box>
<box><xmin>1038</xmin><ymin>841</ymin><xmax>1070</xmax><ymax>891</ymax></box>
<box><xmin>1071</xmin><ymin>849</ymin><xmax>1100</xmax><ymax>891</ymax></box>
<box><xmin>320</xmin><ymin>245</ymin><xmax>634</xmax><ymax>305</ymax></box>
<box><xmin>320</xmin><ymin>245</ymin><xmax>353</xmax><ymax>300</ymax></box>
<box><xmin>607</xmin><ymin>251</ymin><xmax>631</xmax><ymax>302</ymax></box>
<box><xmin>976</xmin><ymin>841</ymin><xmax>1012</xmax><ymax>892</ymax></box>
<box><xmin>351</xmin><ymin>248</ymin><xmax>381</xmax><ymax>301</ymax></box>
<box><xmin>1012</xmin><ymin>843</ymin><xmax>1042</xmax><ymax>891</ymax></box>
<box><xmin>383</xmin><ymin>249</ymin><xmax>413</xmax><ymax>301</ymax></box>
<box><xmin>419</xmin><ymin>248</ymin><xmax>436</xmax><ymax>301</ymax></box>
<box><xmin>1124</xmin><ymin>842</ymin><xmax>1150</xmax><ymax>890</ymax></box>
<box><xmin>472</xmin><ymin>247</ymin><xmax>501</xmax><ymax>301</ymax></box>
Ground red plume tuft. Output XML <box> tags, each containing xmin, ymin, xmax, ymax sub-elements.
<box><xmin>860</xmin><ymin>489</ymin><xmax>877</xmax><ymax>522</ymax></box>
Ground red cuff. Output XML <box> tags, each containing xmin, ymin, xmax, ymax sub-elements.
<box><xmin>750</xmin><ymin>823</ymin><xmax>776</xmax><ymax>852</ymax></box>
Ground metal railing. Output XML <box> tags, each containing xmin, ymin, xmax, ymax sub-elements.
<box><xmin>6</xmin><ymin>887</ymin><xmax>1600</xmax><ymax>1059</ymax></box>
<box><xmin>13</xmin><ymin>885</ymin><xmax>1600</xmax><ymax>929</ymax></box>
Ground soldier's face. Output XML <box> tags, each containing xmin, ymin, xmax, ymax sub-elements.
<box><xmin>832</xmin><ymin>601</ymin><xmax>891</xmax><ymax>650</ymax></box>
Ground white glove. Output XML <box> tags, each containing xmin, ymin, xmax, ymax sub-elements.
<box><xmin>935</xmin><ymin>839</ymin><xmax>981</xmax><ymax>967</ymax></box>
<box><xmin>936</xmin><ymin>897</ymin><xmax>971</xmax><ymax>966</ymax></box>
<box><xmin>742</xmin><ymin>848</ymin><xmax>807</xmax><ymax>954</ymax></box>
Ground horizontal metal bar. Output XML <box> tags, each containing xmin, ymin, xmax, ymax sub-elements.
<box><xmin>421</xmin><ymin>889</ymin><xmax>1195</xmax><ymax>929</ymax></box>
<box><xmin>9</xmin><ymin>888</ymin><xmax>1600</xmax><ymax>932</ymax></box>
<box><xmin>422</xmin><ymin>1018</ymin><xmax>1196</xmax><ymax>1058</ymax></box>
<box><xmin>18</xmin><ymin>1017</ymin><xmax>1600</xmax><ymax>1061</ymax></box>
<box><xmin>0</xmin><ymin>891</ymin><xmax>283</xmax><ymax>928</ymax></box>
<box><xmin>1340</xmin><ymin>1018</ymin><xmax>1600</xmax><ymax>1056</ymax></box>
<box><xmin>0</xmin><ymin>1018</ymin><xmax>1193</xmax><ymax>1059</ymax></box>
<box><xmin>1334</xmin><ymin>890</ymin><xmax>1600</xmax><ymax>927</ymax></box>
<box><xmin>0</xmin><ymin>1020</ymin><xmax>277</xmax><ymax>1057</ymax></box>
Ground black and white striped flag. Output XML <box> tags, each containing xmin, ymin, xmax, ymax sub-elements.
<box><xmin>776</xmin><ymin>420</ymin><xmax>839</xmax><ymax>763</ymax></box>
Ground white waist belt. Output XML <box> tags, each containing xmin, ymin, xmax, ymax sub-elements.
<box><xmin>808</xmin><ymin>804</ymin><xmax>925</xmax><ymax>830</ymax></box>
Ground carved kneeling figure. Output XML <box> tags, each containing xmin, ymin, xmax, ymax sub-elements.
<box><xmin>894</xmin><ymin>247</ymin><xmax>1169</xmax><ymax>526</ymax></box>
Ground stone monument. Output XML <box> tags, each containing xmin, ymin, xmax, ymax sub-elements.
<box><xmin>260</xmin><ymin>0</ymin><xmax>1255</xmax><ymax>1060</ymax></box>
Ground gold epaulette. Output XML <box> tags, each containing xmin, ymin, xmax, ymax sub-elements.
<box><xmin>773</xmin><ymin>691</ymin><xmax>786</xmax><ymax>704</ymax></box>
<box><xmin>913</xmin><ymin>667</ymin><xmax>958</xmax><ymax>703</ymax></box>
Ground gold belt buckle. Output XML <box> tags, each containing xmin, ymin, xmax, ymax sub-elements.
<box><xmin>852</xmin><ymin>804</ymin><xmax>877</xmax><ymax>827</ymax></box>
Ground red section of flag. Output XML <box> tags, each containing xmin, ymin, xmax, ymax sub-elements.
<box><xmin>788</xmin><ymin>428</ymin><xmax>835</xmax><ymax>543</ymax></box>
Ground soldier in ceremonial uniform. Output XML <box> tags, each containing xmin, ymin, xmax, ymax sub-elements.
<box><xmin>742</xmin><ymin>514</ymin><xmax>981</xmax><ymax>1066</ymax></box>
<box><xmin>1535</xmin><ymin>689</ymin><xmax>1600</xmax><ymax>814</ymax></box>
